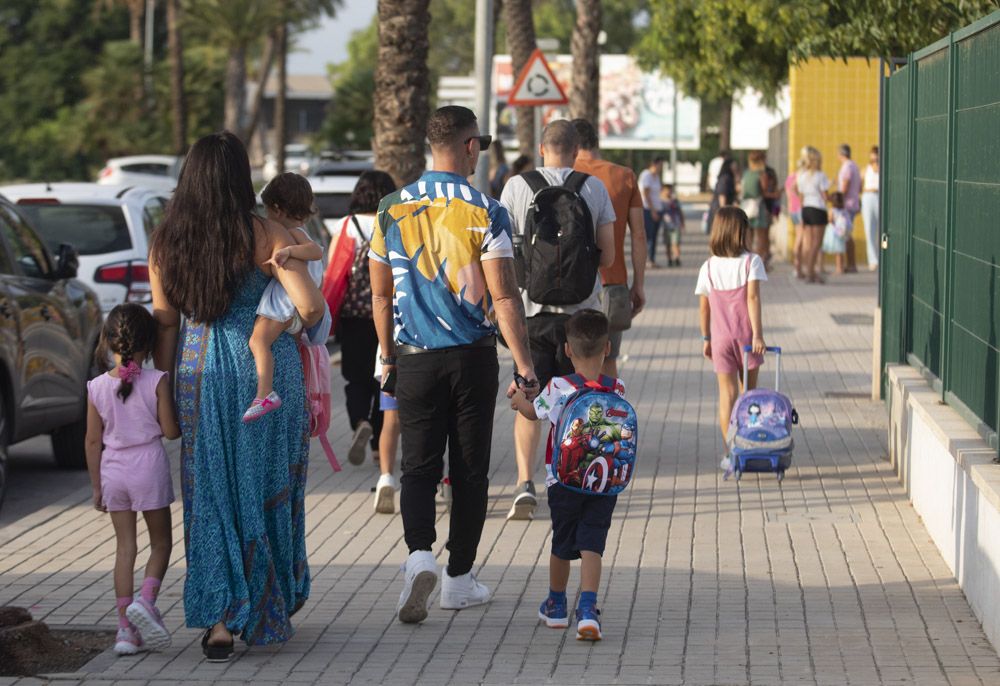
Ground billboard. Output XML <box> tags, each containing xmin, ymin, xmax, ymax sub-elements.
<box><xmin>492</xmin><ymin>54</ymin><xmax>700</xmax><ymax>150</ymax></box>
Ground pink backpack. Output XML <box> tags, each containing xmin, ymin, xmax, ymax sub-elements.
<box><xmin>299</xmin><ymin>341</ymin><xmax>341</xmax><ymax>472</ymax></box>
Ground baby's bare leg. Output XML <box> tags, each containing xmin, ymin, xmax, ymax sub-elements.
<box><xmin>249</xmin><ymin>316</ymin><xmax>289</xmax><ymax>398</ymax></box>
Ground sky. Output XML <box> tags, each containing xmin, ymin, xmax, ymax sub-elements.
<box><xmin>287</xmin><ymin>0</ymin><xmax>376</xmax><ymax>75</ymax></box>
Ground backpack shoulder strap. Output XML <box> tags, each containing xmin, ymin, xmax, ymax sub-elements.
<box><xmin>597</xmin><ymin>374</ymin><xmax>616</xmax><ymax>391</ymax></box>
<box><xmin>563</xmin><ymin>171</ymin><xmax>590</xmax><ymax>194</ymax></box>
<box><xmin>350</xmin><ymin>215</ymin><xmax>369</xmax><ymax>247</ymax></box>
<box><xmin>564</xmin><ymin>373</ymin><xmax>587</xmax><ymax>389</ymax></box>
<box><xmin>521</xmin><ymin>170</ymin><xmax>550</xmax><ymax>196</ymax></box>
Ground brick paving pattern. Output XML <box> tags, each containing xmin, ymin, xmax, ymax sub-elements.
<box><xmin>1</xmin><ymin>234</ymin><xmax>998</xmax><ymax>685</ymax></box>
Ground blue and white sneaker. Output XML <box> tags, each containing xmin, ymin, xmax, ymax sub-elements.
<box><xmin>576</xmin><ymin>606</ymin><xmax>602</xmax><ymax>641</ymax></box>
<box><xmin>538</xmin><ymin>597</ymin><xmax>569</xmax><ymax>628</ymax></box>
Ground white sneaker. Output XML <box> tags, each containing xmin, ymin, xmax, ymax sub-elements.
<box><xmin>397</xmin><ymin>550</ymin><xmax>437</xmax><ymax>623</ymax></box>
<box><xmin>439</xmin><ymin>569</ymin><xmax>491</xmax><ymax>610</ymax></box>
<box><xmin>348</xmin><ymin>420</ymin><xmax>372</xmax><ymax>466</ymax></box>
<box><xmin>374</xmin><ymin>473</ymin><xmax>397</xmax><ymax>514</ymax></box>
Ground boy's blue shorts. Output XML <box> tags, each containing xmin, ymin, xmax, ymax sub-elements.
<box><xmin>380</xmin><ymin>391</ymin><xmax>398</xmax><ymax>411</ymax></box>
<box><xmin>548</xmin><ymin>484</ymin><xmax>617</xmax><ymax>560</ymax></box>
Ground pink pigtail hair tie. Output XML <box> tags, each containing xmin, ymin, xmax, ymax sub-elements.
<box><xmin>119</xmin><ymin>360</ymin><xmax>141</xmax><ymax>383</ymax></box>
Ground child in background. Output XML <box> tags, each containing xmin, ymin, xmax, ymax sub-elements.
<box><xmin>660</xmin><ymin>184</ymin><xmax>685</xmax><ymax>267</ymax></box>
<box><xmin>695</xmin><ymin>207</ymin><xmax>768</xmax><ymax>449</ymax></box>
<box><xmin>85</xmin><ymin>304</ymin><xmax>180</xmax><ymax>656</ymax></box>
<box><xmin>823</xmin><ymin>191</ymin><xmax>850</xmax><ymax>274</ymax></box>
<box><xmin>244</xmin><ymin>172</ymin><xmax>329</xmax><ymax>422</ymax></box>
<box><xmin>510</xmin><ymin>309</ymin><xmax>625</xmax><ymax>641</ymax></box>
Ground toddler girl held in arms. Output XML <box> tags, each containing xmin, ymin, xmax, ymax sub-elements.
<box><xmin>245</xmin><ymin>172</ymin><xmax>330</xmax><ymax>422</ymax></box>
<box><xmin>85</xmin><ymin>304</ymin><xmax>180</xmax><ymax>656</ymax></box>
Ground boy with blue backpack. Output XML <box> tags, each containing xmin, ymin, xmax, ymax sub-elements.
<box><xmin>509</xmin><ymin>309</ymin><xmax>637</xmax><ymax>641</ymax></box>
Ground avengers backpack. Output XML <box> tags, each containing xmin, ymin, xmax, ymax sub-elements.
<box><xmin>550</xmin><ymin>374</ymin><xmax>638</xmax><ymax>496</ymax></box>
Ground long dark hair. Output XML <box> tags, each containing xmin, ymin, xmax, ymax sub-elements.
<box><xmin>150</xmin><ymin>131</ymin><xmax>256</xmax><ymax>322</ymax></box>
<box><xmin>96</xmin><ymin>304</ymin><xmax>157</xmax><ymax>402</ymax></box>
<box><xmin>348</xmin><ymin>170</ymin><xmax>397</xmax><ymax>214</ymax></box>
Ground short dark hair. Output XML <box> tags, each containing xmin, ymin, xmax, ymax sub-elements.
<box><xmin>571</xmin><ymin>118</ymin><xmax>599</xmax><ymax>151</ymax></box>
<box><xmin>565</xmin><ymin>309</ymin><xmax>610</xmax><ymax>358</ymax></box>
<box><xmin>649</xmin><ymin>156</ymin><xmax>664</xmax><ymax>167</ymax></box>
<box><xmin>830</xmin><ymin>191</ymin><xmax>845</xmax><ymax>209</ymax></box>
<box><xmin>427</xmin><ymin>106</ymin><xmax>478</xmax><ymax>147</ymax></box>
<box><xmin>839</xmin><ymin>143</ymin><xmax>851</xmax><ymax>158</ymax></box>
<box><xmin>262</xmin><ymin>172</ymin><xmax>314</xmax><ymax>220</ymax></box>
<box><xmin>349</xmin><ymin>170</ymin><xmax>397</xmax><ymax>214</ymax></box>
<box><xmin>541</xmin><ymin>120</ymin><xmax>579</xmax><ymax>155</ymax></box>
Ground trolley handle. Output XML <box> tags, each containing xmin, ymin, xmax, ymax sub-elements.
<box><xmin>742</xmin><ymin>345</ymin><xmax>782</xmax><ymax>392</ymax></box>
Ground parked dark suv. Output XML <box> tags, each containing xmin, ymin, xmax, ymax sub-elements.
<box><xmin>0</xmin><ymin>197</ymin><xmax>102</xmax><ymax>510</ymax></box>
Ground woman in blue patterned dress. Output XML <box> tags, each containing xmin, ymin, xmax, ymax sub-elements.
<box><xmin>149</xmin><ymin>132</ymin><xmax>325</xmax><ymax>661</ymax></box>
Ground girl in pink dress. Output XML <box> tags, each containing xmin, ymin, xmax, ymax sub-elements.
<box><xmin>85</xmin><ymin>304</ymin><xmax>180</xmax><ymax>656</ymax></box>
<box><xmin>695</xmin><ymin>207</ymin><xmax>768</xmax><ymax>443</ymax></box>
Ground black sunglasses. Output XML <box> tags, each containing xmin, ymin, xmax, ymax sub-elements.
<box><xmin>464</xmin><ymin>134</ymin><xmax>492</xmax><ymax>149</ymax></box>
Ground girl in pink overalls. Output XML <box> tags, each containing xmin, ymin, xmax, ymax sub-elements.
<box><xmin>85</xmin><ymin>304</ymin><xmax>180</xmax><ymax>656</ymax></box>
<box><xmin>695</xmin><ymin>207</ymin><xmax>768</xmax><ymax>441</ymax></box>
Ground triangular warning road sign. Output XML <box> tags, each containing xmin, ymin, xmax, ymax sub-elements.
<box><xmin>507</xmin><ymin>48</ymin><xmax>568</xmax><ymax>107</ymax></box>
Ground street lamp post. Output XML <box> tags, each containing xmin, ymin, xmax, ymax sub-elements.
<box><xmin>473</xmin><ymin>0</ymin><xmax>494</xmax><ymax>193</ymax></box>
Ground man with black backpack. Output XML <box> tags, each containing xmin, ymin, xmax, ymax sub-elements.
<box><xmin>500</xmin><ymin>120</ymin><xmax>616</xmax><ymax>520</ymax></box>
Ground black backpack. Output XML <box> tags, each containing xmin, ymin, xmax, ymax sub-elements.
<box><xmin>517</xmin><ymin>170</ymin><xmax>600</xmax><ymax>306</ymax></box>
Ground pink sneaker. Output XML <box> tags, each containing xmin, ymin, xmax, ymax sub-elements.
<box><xmin>242</xmin><ymin>392</ymin><xmax>282</xmax><ymax>422</ymax></box>
<box><xmin>126</xmin><ymin>597</ymin><xmax>171</xmax><ymax>650</ymax></box>
<box><xmin>113</xmin><ymin>625</ymin><xmax>147</xmax><ymax>656</ymax></box>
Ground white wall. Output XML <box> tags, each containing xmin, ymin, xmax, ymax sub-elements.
<box><xmin>888</xmin><ymin>365</ymin><xmax>1000</xmax><ymax>648</ymax></box>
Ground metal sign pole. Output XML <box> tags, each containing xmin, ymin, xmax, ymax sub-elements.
<box><xmin>473</xmin><ymin>0</ymin><xmax>494</xmax><ymax>193</ymax></box>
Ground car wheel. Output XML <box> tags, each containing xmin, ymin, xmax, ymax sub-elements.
<box><xmin>0</xmin><ymin>395</ymin><xmax>8</xmax><ymax>512</ymax></box>
<box><xmin>51</xmin><ymin>416</ymin><xmax>87</xmax><ymax>470</ymax></box>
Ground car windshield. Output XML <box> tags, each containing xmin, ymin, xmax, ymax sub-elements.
<box><xmin>17</xmin><ymin>204</ymin><xmax>131</xmax><ymax>256</ymax></box>
<box><xmin>314</xmin><ymin>193</ymin><xmax>352</xmax><ymax>220</ymax></box>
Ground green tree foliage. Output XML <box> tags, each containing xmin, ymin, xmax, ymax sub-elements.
<box><xmin>320</xmin><ymin>19</ymin><xmax>377</xmax><ymax>150</ymax></box>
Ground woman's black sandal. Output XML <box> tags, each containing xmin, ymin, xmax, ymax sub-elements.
<box><xmin>202</xmin><ymin>628</ymin><xmax>234</xmax><ymax>662</ymax></box>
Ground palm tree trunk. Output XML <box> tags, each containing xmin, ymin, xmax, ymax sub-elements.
<box><xmin>374</xmin><ymin>0</ymin><xmax>431</xmax><ymax>186</ymax></box>
<box><xmin>242</xmin><ymin>32</ymin><xmax>277</xmax><ymax>144</ymax></box>
<box><xmin>224</xmin><ymin>46</ymin><xmax>248</xmax><ymax>135</ymax></box>
<box><xmin>718</xmin><ymin>93</ymin><xmax>732</xmax><ymax>153</ymax></box>
<box><xmin>129</xmin><ymin>0</ymin><xmax>144</xmax><ymax>45</ymax></box>
<box><xmin>166</xmin><ymin>0</ymin><xmax>187</xmax><ymax>154</ymax></box>
<box><xmin>503</xmin><ymin>0</ymin><xmax>537</xmax><ymax>157</ymax></box>
<box><xmin>275</xmin><ymin>20</ymin><xmax>288</xmax><ymax>176</ymax></box>
<box><xmin>569</xmin><ymin>0</ymin><xmax>601</xmax><ymax>125</ymax></box>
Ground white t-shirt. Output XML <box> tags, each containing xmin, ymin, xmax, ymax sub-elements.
<box><xmin>500</xmin><ymin>167</ymin><xmax>616</xmax><ymax>318</ymax></box>
<box><xmin>707</xmin><ymin>156</ymin><xmax>725</xmax><ymax>193</ymax></box>
<box><xmin>341</xmin><ymin>213</ymin><xmax>377</xmax><ymax>243</ymax></box>
<box><xmin>533</xmin><ymin>374</ymin><xmax>627</xmax><ymax>486</ymax></box>
<box><xmin>796</xmin><ymin>170</ymin><xmax>830</xmax><ymax>209</ymax></box>
<box><xmin>694</xmin><ymin>252</ymin><xmax>768</xmax><ymax>296</ymax></box>
<box><xmin>638</xmin><ymin>168</ymin><xmax>663</xmax><ymax>211</ymax></box>
<box><xmin>863</xmin><ymin>165</ymin><xmax>879</xmax><ymax>192</ymax></box>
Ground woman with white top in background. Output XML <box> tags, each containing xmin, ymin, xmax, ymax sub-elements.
<box><xmin>796</xmin><ymin>146</ymin><xmax>830</xmax><ymax>284</ymax></box>
<box><xmin>861</xmin><ymin>146</ymin><xmax>880</xmax><ymax>271</ymax></box>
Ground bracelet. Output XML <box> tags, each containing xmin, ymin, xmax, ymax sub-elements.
<box><xmin>379</xmin><ymin>355</ymin><xmax>397</xmax><ymax>365</ymax></box>
<box><xmin>702</xmin><ymin>336</ymin><xmax>711</xmax><ymax>342</ymax></box>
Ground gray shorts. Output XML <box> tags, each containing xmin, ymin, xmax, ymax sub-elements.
<box><xmin>608</xmin><ymin>329</ymin><xmax>623</xmax><ymax>360</ymax></box>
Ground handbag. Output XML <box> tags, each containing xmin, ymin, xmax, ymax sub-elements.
<box><xmin>740</xmin><ymin>197</ymin><xmax>760</xmax><ymax>221</ymax></box>
<box><xmin>320</xmin><ymin>216</ymin><xmax>357</xmax><ymax>335</ymax></box>
<box><xmin>602</xmin><ymin>283</ymin><xmax>632</xmax><ymax>332</ymax></box>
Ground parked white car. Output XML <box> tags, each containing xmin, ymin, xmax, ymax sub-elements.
<box><xmin>307</xmin><ymin>160</ymin><xmax>373</xmax><ymax>235</ymax></box>
<box><xmin>97</xmin><ymin>155</ymin><xmax>181</xmax><ymax>193</ymax></box>
<box><xmin>0</xmin><ymin>183</ymin><xmax>170</xmax><ymax>314</ymax></box>
<box><xmin>263</xmin><ymin>144</ymin><xmax>316</xmax><ymax>182</ymax></box>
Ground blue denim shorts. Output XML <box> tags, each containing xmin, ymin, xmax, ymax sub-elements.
<box><xmin>380</xmin><ymin>391</ymin><xmax>398</xmax><ymax>411</ymax></box>
<box><xmin>548</xmin><ymin>484</ymin><xmax>617</xmax><ymax>560</ymax></box>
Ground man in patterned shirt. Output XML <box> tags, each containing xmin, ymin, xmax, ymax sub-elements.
<box><xmin>370</xmin><ymin>105</ymin><xmax>538</xmax><ymax>624</ymax></box>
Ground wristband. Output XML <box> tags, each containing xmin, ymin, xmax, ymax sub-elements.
<box><xmin>702</xmin><ymin>336</ymin><xmax>711</xmax><ymax>342</ymax></box>
<box><xmin>379</xmin><ymin>355</ymin><xmax>397</xmax><ymax>365</ymax></box>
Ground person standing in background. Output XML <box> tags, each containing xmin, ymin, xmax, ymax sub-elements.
<box><xmin>861</xmin><ymin>146</ymin><xmax>880</xmax><ymax>271</ymax></box>
<box><xmin>786</xmin><ymin>159</ymin><xmax>806</xmax><ymax>279</ymax></box>
<box><xmin>571</xmin><ymin>118</ymin><xmax>646</xmax><ymax>378</ymax></box>
<box><xmin>638</xmin><ymin>157</ymin><xmax>664</xmax><ymax>268</ymax></box>
<box><xmin>837</xmin><ymin>144</ymin><xmax>862</xmax><ymax>273</ymax></box>
<box><xmin>796</xmin><ymin>146</ymin><xmax>830</xmax><ymax>284</ymax></box>
<box><xmin>706</xmin><ymin>156</ymin><xmax>738</xmax><ymax>238</ymax></box>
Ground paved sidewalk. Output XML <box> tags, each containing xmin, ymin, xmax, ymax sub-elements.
<box><xmin>1</xmin><ymin>235</ymin><xmax>998</xmax><ymax>685</ymax></box>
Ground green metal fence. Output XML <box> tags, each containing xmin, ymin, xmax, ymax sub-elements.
<box><xmin>881</xmin><ymin>11</ymin><xmax>1000</xmax><ymax>450</ymax></box>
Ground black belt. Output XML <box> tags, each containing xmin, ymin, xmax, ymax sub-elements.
<box><xmin>397</xmin><ymin>335</ymin><xmax>496</xmax><ymax>356</ymax></box>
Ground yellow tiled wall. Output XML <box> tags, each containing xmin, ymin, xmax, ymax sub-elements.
<box><xmin>788</xmin><ymin>58</ymin><xmax>881</xmax><ymax>264</ymax></box>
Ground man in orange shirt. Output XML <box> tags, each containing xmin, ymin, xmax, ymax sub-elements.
<box><xmin>571</xmin><ymin>119</ymin><xmax>647</xmax><ymax>377</ymax></box>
